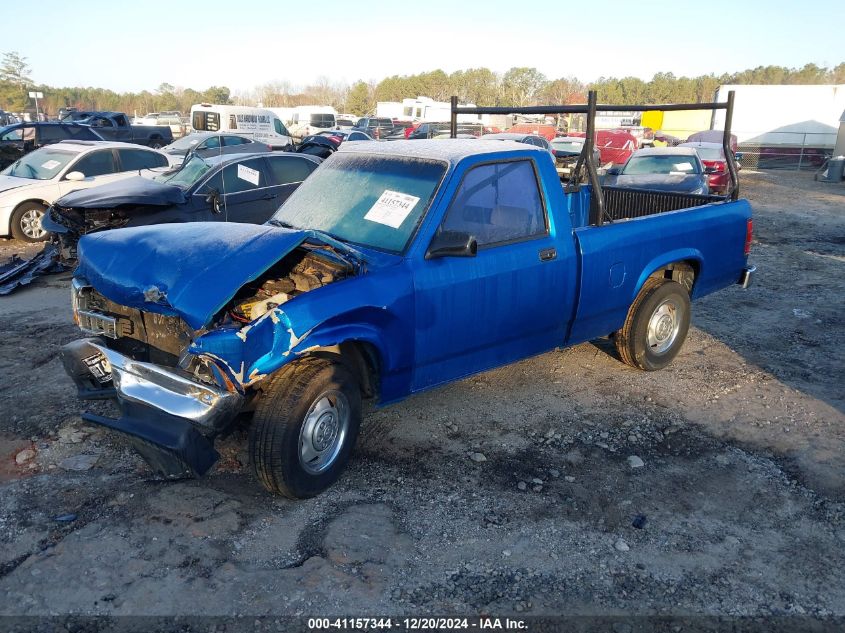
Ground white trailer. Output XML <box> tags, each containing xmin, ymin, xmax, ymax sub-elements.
<box><xmin>713</xmin><ymin>84</ymin><xmax>845</xmax><ymax>148</ymax></box>
<box><xmin>380</xmin><ymin>96</ymin><xmax>487</xmax><ymax>124</ymax></box>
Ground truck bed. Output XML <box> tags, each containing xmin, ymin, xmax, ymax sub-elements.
<box><xmin>565</xmin><ymin>184</ymin><xmax>726</xmax><ymax>228</ymax></box>
<box><xmin>565</xmin><ymin>194</ymin><xmax>752</xmax><ymax>347</ymax></box>
<box><xmin>598</xmin><ymin>186</ymin><xmax>725</xmax><ymax>221</ymax></box>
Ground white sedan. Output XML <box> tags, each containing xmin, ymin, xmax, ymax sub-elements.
<box><xmin>0</xmin><ymin>140</ymin><xmax>173</xmax><ymax>242</ymax></box>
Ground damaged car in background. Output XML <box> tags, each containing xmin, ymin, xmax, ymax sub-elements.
<box><xmin>42</xmin><ymin>151</ymin><xmax>322</xmax><ymax>263</ymax></box>
<box><xmin>0</xmin><ymin>140</ymin><xmax>172</xmax><ymax>243</ymax></box>
<box><xmin>60</xmin><ymin>99</ymin><xmax>754</xmax><ymax>499</ymax></box>
<box><xmin>0</xmin><ymin>141</ymin><xmax>173</xmax><ymax>295</ymax></box>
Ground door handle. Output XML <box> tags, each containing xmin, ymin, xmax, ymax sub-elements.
<box><xmin>539</xmin><ymin>247</ymin><xmax>557</xmax><ymax>262</ymax></box>
<box><xmin>261</xmin><ymin>193</ymin><xmax>278</xmax><ymax>200</ymax></box>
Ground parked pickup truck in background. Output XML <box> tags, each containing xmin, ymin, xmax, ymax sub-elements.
<box><xmin>60</xmin><ymin>136</ymin><xmax>754</xmax><ymax>499</ymax></box>
<box><xmin>76</xmin><ymin>112</ymin><xmax>173</xmax><ymax>148</ymax></box>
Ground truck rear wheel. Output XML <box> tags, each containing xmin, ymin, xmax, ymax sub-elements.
<box><xmin>249</xmin><ymin>357</ymin><xmax>362</xmax><ymax>498</ymax></box>
<box><xmin>615</xmin><ymin>278</ymin><xmax>690</xmax><ymax>371</ymax></box>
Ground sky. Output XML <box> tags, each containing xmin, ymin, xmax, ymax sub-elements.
<box><xmin>5</xmin><ymin>0</ymin><xmax>844</xmax><ymax>94</ymax></box>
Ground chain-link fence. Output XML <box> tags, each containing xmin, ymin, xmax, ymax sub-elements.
<box><xmin>645</xmin><ymin>126</ymin><xmax>834</xmax><ymax>172</ymax></box>
<box><xmin>733</xmin><ymin>132</ymin><xmax>833</xmax><ymax>171</ymax></box>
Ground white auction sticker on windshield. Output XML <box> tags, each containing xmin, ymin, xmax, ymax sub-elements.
<box><xmin>41</xmin><ymin>160</ymin><xmax>61</xmax><ymax>170</ymax></box>
<box><xmin>364</xmin><ymin>190</ymin><xmax>420</xmax><ymax>229</ymax></box>
<box><xmin>237</xmin><ymin>164</ymin><xmax>260</xmax><ymax>186</ymax></box>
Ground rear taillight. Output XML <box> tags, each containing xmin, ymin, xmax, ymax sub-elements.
<box><xmin>704</xmin><ymin>159</ymin><xmax>727</xmax><ymax>173</ymax></box>
<box><xmin>744</xmin><ymin>219</ymin><xmax>753</xmax><ymax>256</ymax></box>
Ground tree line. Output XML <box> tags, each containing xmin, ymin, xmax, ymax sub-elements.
<box><xmin>2</xmin><ymin>51</ymin><xmax>843</xmax><ymax>119</ymax></box>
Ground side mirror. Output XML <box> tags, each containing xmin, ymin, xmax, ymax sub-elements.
<box><xmin>703</xmin><ymin>166</ymin><xmax>719</xmax><ymax>175</ymax></box>
<box><xmin>425</xmin><ymin>230</ymin><xmax>478</xmax><ymax>260</ymax></box>
<box><xmin>205</xmin><ymin>188</ymin><xmax>222</xmax><ymax>214</ymax></box>
<box><xmin>65</xmin><ymin>171</ymin><xmax>85</xmax><ymax>181</ymax></box>
<box><xmin>606</xmin><ymin>166</ymin><xmax>622</xmax><ymax>176</ymax></box>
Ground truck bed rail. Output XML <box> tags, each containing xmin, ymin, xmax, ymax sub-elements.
<box><xmin>599</xmin><ymin>187</ymin><xmax>724</xmax><ymax>221</ymax></box>
<box><xmin>450</xmin><ymin>91</ymin><xmax>738</xmax><ymax>227</ymax></box>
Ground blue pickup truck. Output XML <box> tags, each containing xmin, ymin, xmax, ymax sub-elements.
<box><xmin>60</xmin><ymin>138</ymin><xmax>754</xmax><ymax>498</ymax></box>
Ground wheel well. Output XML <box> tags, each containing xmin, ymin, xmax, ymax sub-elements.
<box><xmin>648</xmin><ymin>260</ymin><xmax>698</xmax><ymax>294</ymax></box>
<box><xmin>304</xmin><ymin>341</ymin><xmax>381</xmax><ymax>401</ymax></box>
<box><xmin>14</xmin><ymin>199</ymin><xmax>49</xmax><ymax>213</ymax></box>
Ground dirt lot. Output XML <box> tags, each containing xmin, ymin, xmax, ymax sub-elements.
<box><xmin>0</xmin><ymin>171</ymin><xmax>843</xmax><ymax>624</ymax></box>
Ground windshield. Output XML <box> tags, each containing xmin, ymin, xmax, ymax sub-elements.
<box><xmin>153</xmin><ymin>155</ymin><xmax>212</xmax><ymax>188</ymax></box>
<box><xmin>1</xmin><ymin>147</ymin><xmax>78</xmax><ymax>180</ymax></box>
<box><xmin>551</xmin><ymin>140</ymin><xmax>583</xmax><ymax>153</ymax></box>
<box><xmin>623</xmin><ymin>155</ymin><xmax>700</xmax><ymax>175</ymax></box>
<box><xmin>271</xmin><ymin>153</ymin><xmax>447</xmax><ymax>254</ymax></box>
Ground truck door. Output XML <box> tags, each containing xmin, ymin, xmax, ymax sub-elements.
<box><xmin>88</xmin><ymin>116</ymin><xmax>121</xmax><ymax>141</ymax></box>
<box><xmin>412</xmin><ymin>158</ymin><xmax>576</xmax><ymax>390</ymax></box>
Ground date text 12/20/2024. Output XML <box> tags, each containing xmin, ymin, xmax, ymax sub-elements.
<box><xmin>307</xmin><ymin>618</ymin><xmax>528</xmax><ymax>630</ymax></box>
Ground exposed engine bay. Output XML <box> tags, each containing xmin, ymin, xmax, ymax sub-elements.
<box><xmin>222</xmin><ymin>246</ymin><xmax>353</xmax><ymax>325</ymax></box>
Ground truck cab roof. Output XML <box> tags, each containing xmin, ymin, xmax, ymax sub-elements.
<box><xmin>336</xmin><ymin>138</ymin><xmax>544</xmax><ymax>165</ymax></box>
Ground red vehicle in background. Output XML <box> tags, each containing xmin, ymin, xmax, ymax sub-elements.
<box><xmin>570</xmin><ymin>129</ymin><xmax>638</xmax><ymax>165</ymax></box>
<box><xmin>506</xmin><ymin>123</ymin><xmax>558</xmax><ymax>141</ymax></box>
<box><xmin>679</xmin><ymin>141</ymin><xmax>737</xmax><ymax>195</ymax></box>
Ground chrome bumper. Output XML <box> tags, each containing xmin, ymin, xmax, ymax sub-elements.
<box><xmin>61</xmin><ymin>338</ymin><xmax>243</xmax><ymax>477</ymax></box>
<box><xmin>738</xmin><ymin>264</ymin><xmax>756</xmax><ymax>289</ymax></box>
<box><xmin>88</xmin><ymin>342</ymin><xmax>243</xmax><ymax>431</ymax></box>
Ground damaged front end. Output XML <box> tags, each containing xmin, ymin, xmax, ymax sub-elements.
<box><xmin>62</xmin><ymin>280</ymin><xmax>244</xmax><ymax>477</ymax></box>
<box><xmin>62</xmin><ymin>338</ymin><xmax>241</xmax><ymax>477</ymax></box>
<box><xmin>61</xmin><ymin>223</ymin><xmax>361</xmax><ymax>478</ymax></box>
<box><xmin>42</xmin><ymin>203</ymin><xmax>134</xmax><ymax>265</ymax></box>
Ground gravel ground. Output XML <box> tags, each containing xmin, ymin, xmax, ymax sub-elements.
<box><xmin>0</xmin><ymin>171</ymin><xmax>842</xmax><ymax>623</ymax></box>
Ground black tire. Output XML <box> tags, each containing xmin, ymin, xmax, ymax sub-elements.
<box><xmin>149</xmin><ymin>138</ymin><xmax>164</xmax><ymax>149</ymax></box>
<box><xmin>249</xmin><ymin>357</ymin><xmax>362</xmax><ymax>498</ymax></box>
<box><xmin>10</xmin><ymin>202</ymin><xmax>49</xmax><ymax>242</ymax></box>
<box><xmin>614</xmin><ymin>278</ymin><xmax>691</xmax><ymax>371</ymax></box>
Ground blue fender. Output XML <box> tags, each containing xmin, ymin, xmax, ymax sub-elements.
<box><xmin>631</xmin><ymin>247</ymin><xmax>704</xmax><ymax>301</ymax></box>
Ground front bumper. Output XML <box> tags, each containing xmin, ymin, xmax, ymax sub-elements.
<box><xmin>61</xmin><ymin>338</ymin><xmax>243</xmax><ymax>477</ymax></box>
<box><xmin>737</xmin><ymin>264</ymin><xmax>756</xmax><ymax>289</ymax></box>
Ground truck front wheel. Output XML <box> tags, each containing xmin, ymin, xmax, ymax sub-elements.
<box><xmin>249</xmin><ymin>357</ymin><xmax>362</xmax><ymax>498</ymax></box>
<box><xmin>614</xmin><ymin>279</ymin><xmax>691</xmax><ymax>371</ymax></box>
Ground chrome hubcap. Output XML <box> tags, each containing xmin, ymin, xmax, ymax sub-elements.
<box><xmin>299</xmin><ymin>391</ymin><xmax>349</xmax><ymax>474</ymax></box>
<box><xmin>647</xmin><ymin>299</ymin><xmax>681</xmax><ymax>354</ymax></box>
<box><xmin>20</xmin><ymin>209</ymin><xmax>46</xmax><ymax>239</ymax></box>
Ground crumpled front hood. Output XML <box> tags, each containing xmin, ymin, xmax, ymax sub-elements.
<box><xmin>76</xmin><ymin>222</ymin><xmax>331</xmax><ymax>329</ymax></box>
<box><xmin>0</xmin><ymin>175</ymin><xmax>35</xmax><ymax>196</ymax></box>
<box><xmin>56</xmin><ymin>176</ymin><xmax>186</xmax><ymax>209</ymax></box>
<box><xmin>607</xmin><ymin>173</ymin><xmax>705</xmax><ymax>192</ymax></box>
